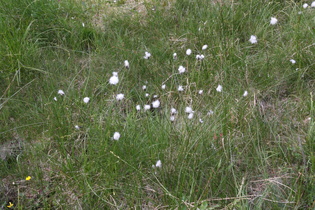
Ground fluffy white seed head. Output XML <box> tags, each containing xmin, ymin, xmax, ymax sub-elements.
<box><xmin>152</xmin><ymin>100</ymin><xmax>160</xmax><ymax>108</ymax></box>
<box><xmin>216</xmin><ymin>85</ymin><xmax>223</xmax><ymax>92</ymax></box>
<box><xmin>155</xmin><ymin>160</ymin><xmax>162</xmax><ymax>168</ymax></box>
<box><xmin>249</xmin><ymin>35</ymin><xmax>257</xmax><ymax>44</ymax></box>
<box><xmin>109</xmin><ymin>73</ymin><xmax>119</xmax><ymax>85</ymax></box>
<box><xmin>136</xmin><ymin>105</ymin><xmax>141</xmax><ymax>111</ymax></box>
<box><xmin>270</xmin><ymin>17</ymin><xmax>278</xmax><ymax>25</ymax></box>
<box><xmin>303</xmin><ymin>3</ymin><xmax>309</xmax><ymax>8</ymax></box>
<box><xmin>185</xmin><ymin>106</ymin><xmax>193</xmax><ymax>114</ymax></box>
<box><xmin>53</xmin><ymin>97</ymin><xmax>57</xmax><ymax>101</ymax></box>
<box><xmin>83</xmin><ymin>97</ymin><xmax>90</xmax><ymax>104</ymax></box>
<box><xmin>186</xmin><ymin>49</ymin><xmax>192</xmax><ymax>55</ymax></box>
<box><xmin>196</xmin><ymin>54</ymin><xmax>205</xmax><ymax>60</ymax></box>
<box><xmin>290</xmin><ymin>59</ymin><xmax>296</xmax><ymax>64</ymax></box>
<box><xmin>312</xmin><ymin>1</ymin><xmax>315</xmax><ymax>7</ymax></box>
<box><xmin>178</xmin><ymin>65</ymin><xmax>186</xmax><ymax>74</ymax></box>
<box><xmin>178</xmin><ymin>86</ymin><xmax>184</xmax><ymax>92</ymax></box>
<box><xmin>144</xmin><ymin>51</ymin><xmax>151</xmax><ymax>59</ymax></box>
<box><xmin>116</xmin><ymin>93</ymin><xmax>124</xmax><ymax>101</ymax></box>
<box><xmin>171</xmin><ymin>108</ymin><xmax>177</xmax><ymax>114</ymax></box>
<box><xmin>58</xmin><ymin>90</ymin><xmax>65</xmax><ymax>96</ymax></box>
<box><xmin>188</xmin><ymin>113</ymin><xmax>194</xmax><ymax>119</ymax></box>
<box><xmin>124</xmin><ymin>60</ymin><xmax>129</xmax><ymax>68</ymax></box>
<box><xmin>243</xmin><ymin>90</ymin><xmax>248</xmax><ymax>97</ymax></box>
<box><xmin>113</xmin><ymin>132</ymin><xmax>120</xmax><ymax>140</ymax></box>
<box><xmin>144</xmin><ymin>104</ymin><xmax>151</xmax><ymax>111</ymax></box>
<box><xmin>173</xmin><ymin>53</ymin><xmax>177</xmax><ymax>59</ymax></box>
<box><xmin>170</xmin><ymin>116</ymin><xmax>175</xmax><ymax>121</ymax></box>
<box><xmin>161</xmin><ymin>84</ymin><xmax>166</xmax><ymax>90</ymax></box>
<box><xmin>198</xmin><ymin>90</ymin><xmax>203</xmax><ymax>95</ymax></box>
<box><xmin>142</xmin><ymin>85</ymin><xmax>147</xmax><ymax>90</ymax></box>
<box><xmin>202</xmin><ymin>45</ymin><xmax>208</xmax><ymax>50</ymax></box>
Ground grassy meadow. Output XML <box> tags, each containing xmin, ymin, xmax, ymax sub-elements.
<box><xmin>1</xmin><ymin>0</ymin><xmax>315</xmax><ymax>208</ymax></box>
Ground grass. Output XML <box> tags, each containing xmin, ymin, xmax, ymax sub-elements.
<box><xmin>1</xmin><ymin>0</ymin><xmax>315</xmax><ymax>208</ymax></box>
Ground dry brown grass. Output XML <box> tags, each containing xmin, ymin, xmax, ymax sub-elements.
<box><xmin>73</xmin><ymin>0</ymin><xmax>176</xmax><ymax>29</ymax></box>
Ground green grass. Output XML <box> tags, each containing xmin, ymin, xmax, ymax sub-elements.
<box><xmin>1</xmin><ymin>0</ymin><xmax>315</xmax><ymax>208</ymax></box>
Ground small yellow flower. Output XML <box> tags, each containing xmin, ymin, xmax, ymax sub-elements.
<box><xmin>7</xmin><ymin>202</ymin><xmax>14</xmax><ymax>208</ymax></box>
<box><xmin>25</xmin><ymin>176</ymin><xmax>31</xmax><ymax>181</ymax></box>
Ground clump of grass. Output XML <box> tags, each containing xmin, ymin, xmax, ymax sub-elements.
<box><xmin>1</xmin><ymin>0</ymin><xmax>315</xmax><ymax>209</ymax></box>
<box><xmin>0</xmin><ymin>0</ymin><xmax>96</xmax><ymax>84</ymax></box>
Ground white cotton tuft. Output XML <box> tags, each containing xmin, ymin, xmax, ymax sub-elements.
<box><xmin>173</xmin><ymin>53</ymin><xmax>177</xmax><ymax>60</ymax></box>
<box><xmin>113</xmin><ymin>132</ymin><xmax>120</xmax><ymax>140</ymax></box>
<box><xmin>243</xmin><ymin>91</ymin><xmax>248</xmax><ymax>97</ymax></box>
<box><xmin>171</xmin><ymin>108</ymin><xmax>177</xmax><ymax>114</ymax></box>
<box><xmin>178</xmin><ymin>65</ymin><xmax>186</xmax><ymax>74</ymax></box>
<box><xmin>109</xmin><ymin>72</ymin><xmax>119</xmax><ymax>85</ymax></box>
<box><xmin>249</xmin><ymin>35</ymin><xmax>257</xmax><ymax>44</ymax></box>
<box><xmin>143</xmin><ymin>51</ymin><xmax>151</xmax><ymax>59</ymax></box>
<box><xmin>186</xmin><ymin>49</ymin><xmax>192</xmax><ymax>55</ymax></box>
<box><xmin>188</xmin><ymin>113</ymin><xmax>194</xmax><ymax>119</ymax></box>
<box><xmin>136</xmin><ymin>105</ymin><xmax>141</xmax><ymax>111</ymax></box>
<box><xmin>116</xmin><ymin>93</ymin><xmax>124</xmax><ymax>101</ymax></box>
<box><xmin>152</xmin><ymin>100</ymin><xmax>160</xmax><ymax>108</ymax></box>
<box><xmin>202</xmin><ymin>45</ymin><xmax>208</xmax><ymax>50</ymax></box>
<box><xmin>198</xmin><ymin>90</ymin><xmax>203</xmax><ymax>95</ymax></box>
<box><xmin>144</xmin><ymin>104</ymin><xmax>151</xmax><ymax>111</ymax></box>
<box><xmin>58</xmin><ymin>90</ymin><xmax>65</xmax><ymax>96</ymax></box>
<box><xmin>155</xmin><ymin>160</ymin><xmax>162</xmax><ymax>168</ymax></box>
<box><xmin>185</xmin><ymin>107</ymin><xmax>193</xmax><ymax>114</ymax></box>
<box><xmin>83</xmin><ymin>97</ymin><xmax>90</xmax><ymax>104</ymax></box>
<box><xmin>53</xmin><ymin>97</ymin><xmax>57</xmax><ymax>101</ymax></box>
<box><xmin>124</xmin><ymin>60</ymin><xmax>129</xmax><ymax>68</ymax></box>
<box><xmin>196</xmin><ymin>54</ymin><xmax>205</xmax><ymax>60</ymax></box>
<box><xmin>290</xmin><ymin>59</ymin><xmax>296</xmax><ymax>64</ymax></box>
<box><xmin>303</xmin><ymin>3</ymin><xmax>309</xmax><ymax>9</ymax></box>
<box><xmin>178</xmin><ymin>86</ymin><xmax>184</xmax><ymax>92</ymax></box>
<box><xmin>270</xmin><ymin>17</ymin><xmax>278</xmax><ymax>25</ymax></box>
<box><xmin>161</xmin><ymin>84</ymin><xmax>166</xmax><ymax>90</ymax></box>
<box><xmin>170</xmin><ymin>116</ymin><xmax>175</xmax><ymax>121</ymax></box>
<box><xmin>216</xmin><ymin>85</ymin><xmax>223</xmax><ymax>92</ymax></box>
